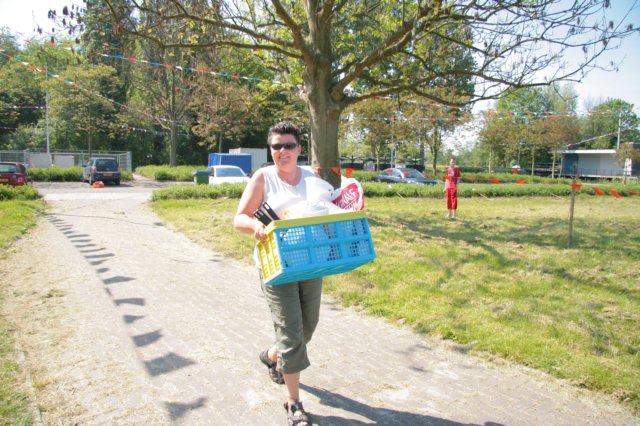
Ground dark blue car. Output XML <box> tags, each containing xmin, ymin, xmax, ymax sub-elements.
<box><xmin>372</xmin><ymin>167</ymin><xmax>437</xmax><ymax>185</ymax></box>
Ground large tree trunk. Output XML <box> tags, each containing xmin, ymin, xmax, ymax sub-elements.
<box><xmin>308</xmin><ymin>99</ymin><xmax>341</xmax><ymax>188</ymax></box>
<box><xmin>303</xmin><ymin>11</ymin><xmax>342</xmax><ymax>188</ymax></box>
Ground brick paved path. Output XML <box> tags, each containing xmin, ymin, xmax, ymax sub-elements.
<box><xmin>2</xmin><ymin>181</ymin><xmax>637</xmax><ymax>425</ymax></box>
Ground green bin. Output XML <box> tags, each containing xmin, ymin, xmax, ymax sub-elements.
<box><xmin>193</xmin><ymin>170</ymin><xmax>210</xmax><ymax>185</ymax></box>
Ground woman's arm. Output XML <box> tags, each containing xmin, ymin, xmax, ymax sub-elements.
<box><xmin>234</xmin><ymin>169</ymin><xmax>268</xmax><ymax>242</ymax></box>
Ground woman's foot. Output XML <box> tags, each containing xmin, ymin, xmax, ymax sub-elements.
<box><xmin>259</xmin><ymin>349</ymin><xmax>284</xmax><ymax>385</ymax></box>
<box><xmin>284</xmin><ymin>400</ymin><xmax>310</xmax><ymax>425</ymax></box>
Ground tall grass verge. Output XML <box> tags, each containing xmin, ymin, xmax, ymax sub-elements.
<box><xmin>0</xmin><ymin>197</ymin><xmax>43</xmax><ymax>424</ymax></box>
<box><xmin>151</xmin><ymin>195</ymin><xmax>640</xmax><ymax>414</ymax></box>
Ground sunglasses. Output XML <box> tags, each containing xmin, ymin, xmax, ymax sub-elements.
<box><xmin>270</xmin><ymin>142</ymin><xmax>298</xmax><ymax>151</ymax></box>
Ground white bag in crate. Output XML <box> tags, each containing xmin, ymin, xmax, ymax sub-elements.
<box><xmin>331</xmin><ymin>176</ymin><xmax>364</xmax><ymax>211</ymax></box>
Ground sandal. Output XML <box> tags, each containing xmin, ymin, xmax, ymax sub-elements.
<box><xmin>284</xmin><ymin>400</ymin><xmax>310</xmax><ymax>426</ymax></box>
<box><xmin>259</xmin><ymin>349</ymin><xmax>284</xmax><ymax>385</ymax></box>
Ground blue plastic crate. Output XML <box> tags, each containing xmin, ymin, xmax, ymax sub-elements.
<box><xmin>257</xmin><ymin>211</ymin><xmax>376</xmax><ymax>285</ymax></box>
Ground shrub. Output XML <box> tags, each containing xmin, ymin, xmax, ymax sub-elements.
<box><xmin>28</xmin><ymin>166</ymin><xmax>83</xmax><ymax>182</ymax></box>
<box><xmin>136</xmin><ymin>165</ymin><xmax>205</xmax><ymax>181</ymax></box>
<box><xmin>151</xmin><ymin>183</ymin><xmax>246</xmax><ymax>201</ymax></box>
<box><xmin>28</xmin><ymin>166</ymin><xmax>132</xmax><ymax>182</ymax></box>
<box><xmin>0</xmin><ymin>185</ymin><xmax>41</xmax><ymax>201</ymax></box>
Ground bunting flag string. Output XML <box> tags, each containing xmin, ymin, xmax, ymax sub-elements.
<box><xmin>340</xmin><ymin>115</ymin><xmax>474</xmax><ymax>124</ymax></box>
<box><xmin>479</xmin><ymin>108</ymin><xmax>635</xmax><ymax>122</ymax></box>
<box><xmin>452</xmin><ymin>177</ymin><xmax>637</xmax><ymax>198</ymax></box>
<box><xmin>1</xmin><ymin>52</ymin><xmax>193</xmax><ymax>128</ymax></box>
<box><xmin>3</xmin><ymin>34</ymin><xmax>635</xmax><ymax>131</ymax></box>
<box><xmin>6</xmin><ymin>33</ymin><xmax>637</xmax><ymax>121</ymax></box>
<box><xmin>4</xmin><ymin>33</ymin><xmax>290</xmax><ymax>88</ymax></box>
<box><xmin>1</xmin><ymin>105</ymin><xmax>46</xmax><ymax>109</ymax></box>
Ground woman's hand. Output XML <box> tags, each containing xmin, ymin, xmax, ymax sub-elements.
<box><xmin>254</xmin><ymin>221</ymin><xmax>267</xmax><ymax>242</ymax></box>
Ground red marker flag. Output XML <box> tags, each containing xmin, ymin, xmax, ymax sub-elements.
<box><xmin>628</xmin><ymin>190</ymin><xmax>639</xmax><ymax>196</ymax></box>
<box><xmin>609</xmin><ymin>189</ymin><xmax>622</xmax><ymax>198</ymax></box>
<box><xmin>489</xmin><ymin>178</ymin><xmax>500</xmax><ymax>183</ymax></box>
<box><xmin>570</xmin><ymin>183</ymin><xmax>582</xmax><ymax>192</ymax></box>
<box><xmin>516</xmin><ymin>180</ymin><xmax>526</xmax><ymax>185</ymax></box>
<box><xmin>592</xmin><ymin>187</ymin><xmax>605</xmax><ymax>196</ymax></box>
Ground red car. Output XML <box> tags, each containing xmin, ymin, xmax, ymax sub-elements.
<box><xmin>0</xmin><ymin>162</ymin><xmax>30</xmax><ymax>186</ymax></box>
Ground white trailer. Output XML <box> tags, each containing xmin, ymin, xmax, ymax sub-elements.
<box><xmin>229</xmin><ymin>148</ymin><xmax>268</xmax><ymax>171</ymax></box>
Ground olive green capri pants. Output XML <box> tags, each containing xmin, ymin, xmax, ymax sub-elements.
<box><xmin>261</xmin><ymin>277</ymin><xmax>323</xmax><ymax>374</ymax></box>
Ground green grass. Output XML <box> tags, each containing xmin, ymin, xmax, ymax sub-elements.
<box><xmin>0</xmin><ymin>198</ymin><xmax>43</xmax><ymax>425</ymax></box>
<box><xmin>151</xmin><ymin>195</ymin><xmax>640</xmax><ymax>413</ymax></box>
<box><xmin>0</xmin><ymin>200</ymin><xmax>44</xmax><ymax>249</ymax></box>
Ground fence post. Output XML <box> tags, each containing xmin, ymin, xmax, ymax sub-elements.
<box><xmin>567</xmin><ymin>166</ymin><xmax>577</xmax><ymax>248</ymax></box>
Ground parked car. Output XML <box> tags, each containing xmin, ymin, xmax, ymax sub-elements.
<box><xmin>207</xmin><ymin>165</ymin><xmax>250</xmax><ymax>185</ymax></box>
<box><xmin>372</xmin><ymin>167</ymin><xmax>437</xmax><ymax>185</ymax></box>
<box><xmin>0</xmin><ymin>161</ymin><xmax>29</xmax><ymax>186</ymax></box>
<box><xmin>82</xmin><ymin>157</ymin><xmax>121</xmax><ymax>185</ymax></box>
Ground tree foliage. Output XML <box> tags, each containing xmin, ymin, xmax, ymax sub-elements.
<box><xmin>54</xmin><ymin>0</ymin><xmax>639</xmax><ymax>186</ymax></box>
<box><xmin>580</xmin><ymin>99</ymin><xmax>639</xmax><ymax>149</ymax></box>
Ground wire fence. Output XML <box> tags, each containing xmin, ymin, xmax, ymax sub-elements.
<box><xmin>0</xmin><ymin>150</ymin><xmax>132</xmax><ymax>171</ymax></box>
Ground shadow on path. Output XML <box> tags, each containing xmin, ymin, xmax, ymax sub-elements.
<box><xmin>301</xmin><ymin>384</ymin><xmax>505</xmax><ymax>426</ymax></box>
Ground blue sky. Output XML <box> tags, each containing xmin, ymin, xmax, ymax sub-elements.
<box><xmin>1</xmin><ymin>0</ymin><xmax>639</xmax><ymax>113</ymax></box>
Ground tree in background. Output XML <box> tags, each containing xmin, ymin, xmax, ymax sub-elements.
<box><xmin>580</xmin><ymin>99</ymin><xmax>639</xmax><ymax>149</ymax></box>
<box><xmin>47</xmin><ymin>62</ymin><xmax>123</xmax><ymax>153</ymax></box>
<box><xmin>401</xmin><ymin>100</ymin><xmax>470</xmax><ymax>174</ymax></box>
<box><xmin>478</xmin><ymin>84</ymin><xmax>583</xmax><ymax>174</ymax></box>
<box><xmin>344</xmin><ymin>99</ymin><xmax>398</xmax><ymax>171</ymax></box>
<box><xmin>537</xmin><ymin>115</ymin><xmax>581</xmax><ymax>177</ymax></box>
<box><xmin>0</xmin><ymin>35</ymin><xmax>45</xmax><ymax>148</ymax></box>
<box><xmin>616</xmin><ymin>142</ymin><xmax>640</xmax><ymax>183</ymax></box>
<box><xmin>478</xmin><ymin>114</ymin><xmax>519</xmax><ymax>172</ymax></box>
<box><xmin>57</xmin><ymin>1</ymin><xmax>639</xmax><ymax>186</ymax></box>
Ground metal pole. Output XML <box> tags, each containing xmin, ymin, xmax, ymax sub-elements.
<box><xmin>616</xmin><ymin>111</ymin><xmax>621</xmax><ymax>149</ymax></box>
<box><xmin>45</xmin><ymin>60</ymin><xmax>50</xmax><ymax>155</ymax></box>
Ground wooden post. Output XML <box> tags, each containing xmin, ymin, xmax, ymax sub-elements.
<box><xmin>567</xmin><ymin>165</ymin><xmax>577</xmax><ymax>247</ymax></box>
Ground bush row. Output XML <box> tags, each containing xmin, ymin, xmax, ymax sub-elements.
<box><xmin>0</xmin><ymin>185</ymin><xmax>41</xmax><ymax>201</ymax></box>
<box><xmin>348</xmin><ymin>169</ymin><xmax>574</xmax><ymax>184</ymax></box>
<box><xmin>27</xmin><ymin>166</ymin><xmax>133</xmax><ymax>182</ymax></box>
<box><xmin>28</xmin><ymin>166</ymin><xmax>84</xmax><ymax>182</ymax></box>
<box><xmin>135</xmin><ymin>165</ymin><xmax>206</xmax><ymax>181</ymax></box>
<box><xmin>150</xmin><ymin>180</ymin><xmax>640</xmax><ymax>201</ymax></box>
<box><xmin>150</xmin><ymin>183</ymin><xmax>246</xmax><ymax>201</ymax></box>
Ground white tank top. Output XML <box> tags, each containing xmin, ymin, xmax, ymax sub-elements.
<box><xmin>262</xmin><ymin>165</ymin><xmax>317</xmax><ymax>219</ymax></box>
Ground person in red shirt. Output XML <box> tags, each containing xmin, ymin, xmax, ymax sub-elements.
<box><xmin>444</xmin><ymin>158</ymin><xmax>461</xmax><ymax>219</ymax></box>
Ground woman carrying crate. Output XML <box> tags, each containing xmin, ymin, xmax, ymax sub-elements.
<box><xmin>234</xmin><ymin>121</ymin><xmax>319</xmax><ymax>426</ymax></box>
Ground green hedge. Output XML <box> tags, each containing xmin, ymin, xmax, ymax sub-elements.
<box><xmin>149</xmin><ymin>180</ymin><xmax>640</xmax><ymax>201</ymax></box>
<box><xmin>362</xmin><ymin>182</ymin><xmax>640</xmax><ymax>198</ymax></box>
<box><xmin>136</xmin><ymin>165</ymin><xmax>206</xmax><ymax>181</ymax></box>
<box><xmin>0</xmin><ymin>185</ymin><xmax>41</xmax><ymax>201</ymax></box>
<box><xmin>28</xmin><ymin>166</ymin><xmax>132</xmax><ymax>182</ymax></box>
<box><xmin>28</xmin><ymin>166</ymin><xmax>83</xmax><ymax>182</ymax></box>
<box><xmin>151</xmin><ymin>183</ymin><xmax>246</xmax><ymax>201</ymax></box>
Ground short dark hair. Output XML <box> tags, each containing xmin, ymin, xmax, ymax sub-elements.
<box><xmin>267</xmin><ymin>121</ymin><xmax>300</xmax><ymax>145</ymax></box>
